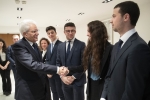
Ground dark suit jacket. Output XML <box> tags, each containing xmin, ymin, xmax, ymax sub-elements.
<box><xmin>148</xmin><ymin>41</ymin><xmax>150</xmax><ymax>47</ymax></box>
<box><xmin>56</xmin><ymin>38</ymin><xmax>86</xmax><ymax>86</ymax></box>
<box><xmin>12</xmin><ymin>37</ymin><xmax>58</xmax><ymax>100</ymax></box>
<box><xmin>7</xmin><ymin>46</ymin><xmax>15</xmax><ymax>70</ymax></box>
<box><xmin>87</xmin><ymin>41</ymin><xmax>113</xmax><ymax>97</ymax></box>
<box><xmin>101</xmin><ymin>33</ymin><xmax>150</xmax><ymax>100</ymax></box>
<box><xmin>46</xmin><ymin>40</ymin><xmax>62</xmax><ymax>66</ymax></box>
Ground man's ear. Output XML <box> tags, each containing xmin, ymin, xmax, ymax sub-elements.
<box><xmin>124</xmin><ymin>13</ymin><xmax>130</xmax><ymax>21</ymax></box>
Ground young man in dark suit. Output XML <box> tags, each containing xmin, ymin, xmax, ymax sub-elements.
<box><xmin>101</xmin><ymin>1</ymin><xmax>150</xmax><ymax>100</ymax></box>
<box><xmin>56</xmin><ymin>22</ymin><xmax>86</xmax><ymax>100</ymax></box>
<box><xmin>45</xmin><ymin>26</ymin><xmax>65</xmax><ymax>100</ymax></box>
<box><xmin>12</xmin><ymin>19</ymin><xmax>68</xmax><ymax>100</ymax></box>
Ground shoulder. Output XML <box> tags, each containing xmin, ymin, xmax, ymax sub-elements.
<box><xmin>74</xmin><ymin>39</ymin><xmax>85</xmax><ymax>45</ymax></box>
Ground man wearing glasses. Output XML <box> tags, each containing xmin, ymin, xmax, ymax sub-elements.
<box><xmin>56</xmin><ymin>22</ymin><xmax>86</xmax><ymax>100</ymax></box>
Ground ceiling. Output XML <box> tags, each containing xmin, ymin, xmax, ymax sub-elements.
<box><xmin>0</xmin><ymin>0</ymin><xmax>150</xmax><ymax>28</ymax></box>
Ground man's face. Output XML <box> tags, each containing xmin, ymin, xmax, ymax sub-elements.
<box><xmin>13</xmin><ymin>37</ymin><xmax>19</xmax><ymax>43</ymax></box>
<box><xmin>47</xmin><ymin>30</ymin><xmax>57</xmax><ymax>41</ymax></box>
<box><xmin>64</xmin><ymin>26</ymin><xmax>76</xmax><ymax>40</ymax></box>
<box><xmin>110</xmin><ymin>7</ymin><xmax>124</xmax><ymax>32</ymax></box>
<box><xmin>24</xmin><ymin>24</ymin><xmax>39</xmax><ymax>43</ymax></box>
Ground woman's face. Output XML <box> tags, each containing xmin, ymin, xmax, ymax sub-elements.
<box><xmin>87</xmin><ymin>27</ymin><xmax>91</xmax><ymax>41</ymax></box>
<box><xmin>0</xmin><ymin>41</ymin><xmax>4</xmax><ymax>49</ymax></box>
<box><xmin>40</xmin><ymin>40</ymin><xmax>48</xmax><ymax>50</ymax></box>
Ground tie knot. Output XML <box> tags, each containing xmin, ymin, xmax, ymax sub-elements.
<box><xmin>32</xmin><ymin>43</ymin><xmax>36</xmax><ymax>48</ymax></box>
<box><xmin>118</xmin><ymin>39</ymin><xmax>123</xmax><ymax>46</ymax></box>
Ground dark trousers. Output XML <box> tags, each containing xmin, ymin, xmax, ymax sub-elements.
<box><xmin>62</xmin><ymin>82</ymin><xmax>84</xmax><ymax>100</ymax></box>
<box><xmin>0</xmin><ymin>69</ymin><xmax>11</xmax><ymax>93</ymax></box>
<box><xmin>49</xmin><ymin>74</ymin><xmax>65</xmax><ymax>100</ymax></box>
<box><xmin>87</xmin><ymin>78</ymin><xmax>104</xmax><ymax>100</ymax></box>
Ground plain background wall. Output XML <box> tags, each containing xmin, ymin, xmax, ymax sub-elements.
<box><xmin>0</xmin><ymin>2</ymin><xmax>150</xmax><ymax>45</ymax></box>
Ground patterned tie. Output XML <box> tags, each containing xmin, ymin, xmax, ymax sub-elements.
<box><xmin>66</xmin><ymin>41</ymin><xmax>71</xmax><ymax>59</ymax></box>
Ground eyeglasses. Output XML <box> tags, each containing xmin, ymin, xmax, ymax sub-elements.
<box><xmin>28</xmin><ymin>29</ymin><xmax>39</xmax><ymax>33</ymax></box>
<box><xmin>65</xmin><ymin>30</ymin><xmax>76</xmax><ymax>33</ymax></box>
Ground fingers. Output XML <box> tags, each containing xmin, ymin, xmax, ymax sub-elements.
<box><xmin>59</xmin><ymin>66</ymin><xmax>69</xmax><ymax>76</ymax></box>
<box><xmin>61</xmin><ymin>76</ymin><xmax>72</xmax><ymax>85</ymax></box>
<box><xmin>47</xmin><ymin>74</ymin><xmax>53</xmax><ymax>78</ymax></box>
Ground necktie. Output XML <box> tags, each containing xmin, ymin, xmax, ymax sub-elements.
<box><xmin>116</xmin><ymin>39</ymin><xmax>123</xmax><ymax>55</ymax></box>
<box><xmin>32</xmin><ymin>43</ymin><xmax>39</xmax><ymax>54</ymax></box>
<box><xmin>66</xmin><ymin>41</ymin><xmax>71</xmax><ymax>59</ymax></box>
<box><xmin>51</xmin><ymin>43</ymin><xmax>53</xmax><ymax>53</ymax></box>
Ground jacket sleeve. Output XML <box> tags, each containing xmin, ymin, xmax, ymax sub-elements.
<box><xmin>12</xmin><ymin>42</ymin><xmax>57</xmax><ymax>74</ymax></box>
<box><xmin>7</xmin><ymin>46</ymin><xmax>15</xmax><ymax>65</ymax></box>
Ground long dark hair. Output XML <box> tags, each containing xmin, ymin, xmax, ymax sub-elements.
<box><xmin>0</xmin><ymin>38</ymin><xmax>7</xmax><ymax>53</ymax></box>
<box><xmin>83</xmin><ymin>20</ymin><xmax>108</xmax><ymax>75</ymax></box>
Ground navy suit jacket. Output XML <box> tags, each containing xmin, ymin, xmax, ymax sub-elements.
<box><xmin>46</xmin><ymin>40</ymin><xmax>62</xmax><ymax>66</ymax></box>
<box><xmin>12</xmin><ymin>37</ymin><xmax>58</xmax><ymax>100</ymax></box>
<box><xmin>56</xmin><ymin>38</ymin><xmax>86</xmax><ymax>86</ymax></box>
<box><xmin>101</xmin><ymin>33</ymin><xmax>150</xmax><ymax>100</ymax></box>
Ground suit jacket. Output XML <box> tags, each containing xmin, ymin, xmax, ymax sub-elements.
<box><xmin>101</xmin><ymin>33</ymin><xmax>150</xmax><ymax>100</ymax></box>
<box><xmin>87</xmin><ymin>41</ymin><xmax>113</xmax><ymax>97</ymax></box>
<box><xmin>7</xmin><ymin>46</ymin><xmax>15</xmax><ymax>70</ymax></box>
<box><xmin>46</xmin><ymin>40</ymin><xmax>62</xmax><ymax>66</ymax></box>
<box><xmin>148</xmin><ymin>41</ymin><xmax>150</xmax><ymax>47</ymax></box>
<box><xmin>12</xmin><ymin>37</ymin><xmax>58</xmax><ymax>100</ymax></box>
<box><xmin>56</xmin><ymin>38</ymin><xmax>86</xmax><ymax>86</ymax></box>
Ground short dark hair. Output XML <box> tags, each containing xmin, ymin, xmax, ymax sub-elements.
<box><xmin>46</xmin><ymin>26</ymin><xmax>56</xmax><ymax>32</ymax></box>
<box><xmin>64</xmin><ymin>22</ymin><xmax>76</xmax><ymax>30</ymax></box>
<box><xmin>114</xmin><ymin>1</ymin><xmax>140</xmax><ymax>26</ymax></box>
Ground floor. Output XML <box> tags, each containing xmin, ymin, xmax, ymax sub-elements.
<box><xmin>0</xmin><ymin>71</ymin><xmax>87</xmax><ymax>100</ymax></box>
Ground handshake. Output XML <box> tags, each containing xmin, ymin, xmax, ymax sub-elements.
<box><xmin>47</xmin><ymin>66</ymin><xmax>69</xmax><ymax>78</ymax></box>
<box><xmin>58</xmin><ymin>66</ymin><xmax>69</xmax><ymax>76</ymax></box>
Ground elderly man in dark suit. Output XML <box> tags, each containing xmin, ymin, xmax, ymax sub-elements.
<box><xmin>101</xmin><ymin>1</ymin><xmax>150</xmax><ymax>100</ymax></box>
<box><xmin>45</xmin><ymin>26</ymin><xmax>65</xmax><ymax>100</ymax></box>
<box><xmin>12</xmin><ymin>19</ymin><xmax>68</xmax><ymax>100</ymax></box>
<box><xmin>56</xmin><ymin>22</ymin><xmax>86</xmax><ymax>100</ymax></box>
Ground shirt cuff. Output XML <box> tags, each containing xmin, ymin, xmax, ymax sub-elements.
<box><xmin>72</xmin><ymin>75</ymin><xmax>76</xmax><ymax>79</ymax></box>
<box><xmin>100</xmin><ymin>98</ymin><xmax>106</xmax><ymax>100</ymax></box>
<box><xmin>57</xmin><ymin>67</ymin><xmax>59</xmax><ymax>74</ymax></box>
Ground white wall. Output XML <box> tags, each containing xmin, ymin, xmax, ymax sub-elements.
<box><xmin>0</xmin><ymin>2</ymin><xmax>150</xmax><ymax>45</ymax></box>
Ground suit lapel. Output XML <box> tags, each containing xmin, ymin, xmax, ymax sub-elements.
<box><xmin>62</xmin><ymin>42</ymin><xmax>66</xmax><ymax>64</ymax></box>
<box><xmin>100</xmin><ymin>42</ymin><xmax>112</xmax><ymax>74</ymax></box>
<box><xmin>23</xmin><ymin>38</ymin><xmax>41</xmax><ymax>61</ymax></box>
<box><xmin>109</xmin><ymin>33</ymin><xmax>138</xmax><ymax>75</ymax></box>
<box><xmin>50</xmin><ymin>40</ymin><xmax>59</xmax><ymax>58</ymax></box>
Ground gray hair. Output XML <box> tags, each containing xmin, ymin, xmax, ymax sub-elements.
<box><xmin>19</xmin><ymin>19</ymin><xmax>36</xmax><ymax>36</ymax></box>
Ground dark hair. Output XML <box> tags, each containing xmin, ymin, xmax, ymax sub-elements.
<box><xmin>64</xmin><ymin>22</ymin><xmax>76</xmax><ymax>30</ymax></box>
<box><xmin>46</xmin><ymin>26</ymin><xmax>56</xmax><ymax>32</ymax></box>
<box><xmin>39</xmin><ymin>37</ymin><xmax>50</xmax><ymax>50</ymax></box>
<box><xmin>0</xmin><ymin>38</ymin><xmax>7</xmax><ymax>53</ymax></box>
<box><xmin>114</xmin><ymin>1</ymin><xmax>140</xmax><ymax>26</ymax></box>
<box><xmin>83</xmin><ymin>20</ymin><xmax>108</xmax><ymax>74</ymax></box>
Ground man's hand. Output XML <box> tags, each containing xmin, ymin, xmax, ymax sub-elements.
<box><xmin>47</xmin><ymin>74</ymin><xmax>53</xmax><ymax>78</ymax></box>
<box><xmin>58</xmin><ymin>66</ymin><xmax>69</xmax><ymax>76</ymax></box>
<box><xmin>61</xmin><ymin>76</ymin><xmax>72</xmax><ymax>85</ymax></box>
<box><xmin>67</xmin><ymin>76</ymin><xmax>75</xmax><ymax>84</ymax></box>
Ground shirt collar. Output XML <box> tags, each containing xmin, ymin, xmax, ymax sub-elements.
<box><xmin>120</xmin><ymin>28</ymin><xmax>136</xmax><ymax>44</ymax></box>
<box><xmin>25</xmin><ymin>38</ymin><xmax>34</xmax><ymax>46</ymax></box>
<box><xmin>51</xmin><ymin>38</ymin><xmax>57</xmax><ymax>45</ymax></box>
<box><xmin>66</xmin><ymin>37</ymin><xmax>75</xmax><ymax>43</ymax></box>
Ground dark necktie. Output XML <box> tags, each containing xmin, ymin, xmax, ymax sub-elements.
<box><xmin>66</xmin><ymin>41</ymin><xmax>71</xmax><ymax>59</ymax></box>
<box><xmin>116</xmin><ymin>39</ymin><xmax>123</xmax><ymax>55</ymax></box>
<box><xmin>32</xmin><ymin>43</ymin><xmax>39</xmax><ymax>54</ymax></box>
